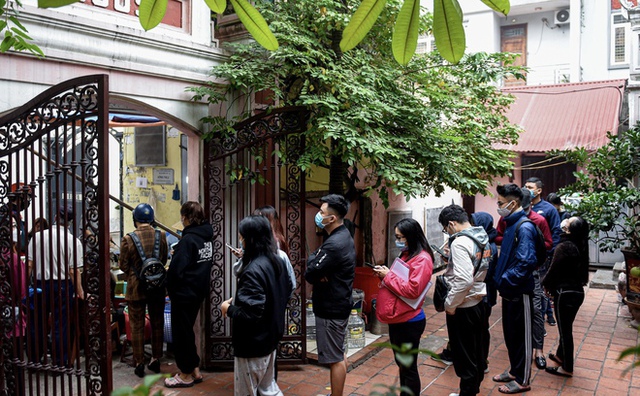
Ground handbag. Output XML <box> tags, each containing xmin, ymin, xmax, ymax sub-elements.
<box><xmin>433</xmin><ymin>275</ymin><xmax>450</xmax><ymax>312</ymax></box>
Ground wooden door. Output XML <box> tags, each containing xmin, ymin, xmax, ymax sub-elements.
<box><xmin>501</xmin><ymin>24</ymin><xmax>527</xmax><ymax>86</ymax></box>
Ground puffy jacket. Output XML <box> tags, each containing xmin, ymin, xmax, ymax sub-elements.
<box><xmin>227</xmin><ymin>254</ymin><xmax>292</xmax><ymax>358</ymax></box>
<box><xmin>166</xmin><ymin>222</ymin><xmax>213</xmax><ymax>303</ymax></box>
<box><xmin>376</xmin><ymin>250</ymin><xmax>433</xmax><ymax>324</ymax></box>
<box><xmin>444</xmin><ymin>227</ymin><xmax>489</xmax><ymax>314</ymax></box>
<box><xmin>304</xmin><ymin>225</ymin><xmax>356</xmax><ymax>319</ymax></box>
<box><xmin>493</xmin><ymin>210</ymin><xmax>537</xmax><ymax>298</ymax></box>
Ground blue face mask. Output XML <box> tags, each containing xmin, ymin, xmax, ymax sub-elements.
<box><xmin>315</xmin><ymin>212</ymin><xmax>326</xmax><ymax>229</ymax></box>
<box><xmin>395</xmin><ymin>241</ymin><xmax>407</xmax><ymax>250</ymax></box>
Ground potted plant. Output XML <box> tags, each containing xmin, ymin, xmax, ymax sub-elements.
<box><xmin>557</xmin><ymin>124</ymin><xmax>640</xmax><ymax>304</ymax></box>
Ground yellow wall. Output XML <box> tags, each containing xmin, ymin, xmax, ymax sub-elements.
<box><xmin>121</xmin><ymin>125</ymin><xmax>184</xmax><ymax>234</ymax></box>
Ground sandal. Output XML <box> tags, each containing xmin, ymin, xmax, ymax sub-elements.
<box><xmin>164</xmin><ymin>373</ymin><xmax>194</xmax><ymax>388</ymax></box>
<box><xmin>493</xmin><ymin>369</ymin><xmax>516</xmax><ymax>383</ymax></box>
<box><xmin>548</xmin><ymin>353</ymin><xmax>563</xmax><ymax>366</ymax></box>
<box><xmin>192</xmin><ymin>374</ymin><xmax>203</xmax><ymax>384</ymax></box>
<box><xmin>498</xmin><ymin>380</ymin><xmax>531</xmax><ymax>394</ymax></box>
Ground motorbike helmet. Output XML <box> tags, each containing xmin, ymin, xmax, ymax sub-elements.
<box><xmin>133</xmin><ymin>203</ymin><xmax>154</xmax><ymax>224</ymax></box>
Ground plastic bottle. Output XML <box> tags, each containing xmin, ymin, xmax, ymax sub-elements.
<box><xmin>306</xmin><ymin>301</ymin><xmax>316</xmax><ymax>340</ymax></box>
<box><xmin>347</xmin><ymin>309</ymin><xmax>365</xmax><ymax>349</ymax></box>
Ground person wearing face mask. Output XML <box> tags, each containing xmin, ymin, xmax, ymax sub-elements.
<box><xmin>491</xmin><ymin>184</ymin><xmax>537</xmax><ymax>394</ymax></box>
<box><xmin>437</xmin><ymin>205</ymin><xmax>490</xmax><ymax>396</ymax></box>
<box><xmin>495</xmin><ymin>188</ymin><xmax>553</xmax><ymax>371</ymax></box>
<box><xmin>304</xmin><ymin>194</ymin><xmax>355</xmax><ymax>396</ymax></box>
<box><xmin>165</xmin><ymin>201</ymin><xmax>213</xmax><ymax>387</ymax></box>
<box><xmin>373</xmin><ymin>218</ymin><xmax>434</xmax><ymax>396</ymax></box>
<box><xmin>542</xmin><ymin>216</ymin><xmax>589</xmax><ymax>378</ymax></box>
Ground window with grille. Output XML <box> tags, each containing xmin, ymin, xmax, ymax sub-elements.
<box><xmin>610</xmin><ymin>13</ymin><xmax>630</xmax><ymax>67</ymax></box>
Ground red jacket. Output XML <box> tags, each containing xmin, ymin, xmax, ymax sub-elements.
<box><xmin>376</xmin><ymin>250</ymin><xmax>433</xmax><ymax>324</ymax></box>
<box><xmin>496</xmin><ymin>210</ymin><xmax>553</xmax><ymax>251</ymax></box>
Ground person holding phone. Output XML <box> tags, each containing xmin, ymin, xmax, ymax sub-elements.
<box><xmin>221</xmin><ymin>215</ymin><xmax>292</xmax><ymax>395</ymax></box>
<box><xmin>374</xmin><ymin>218</ymin><xmax>434</xmax><ymax>396</ymax></box>
<box><xmin>164</xmin><ymin>202</ymin><xmax>213</xmax><ymax>388</ymax></box>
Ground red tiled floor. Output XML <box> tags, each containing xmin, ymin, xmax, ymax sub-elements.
<box><xmin>123</xmin><ymin>278</ymin><xmax>639</xmax><ymax>395</ymax></box>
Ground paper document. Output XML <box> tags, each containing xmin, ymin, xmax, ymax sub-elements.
<box><xmin>388</xmin><ymin>257</ymin><xmax>432</xmax><ymax>310</ymax></box>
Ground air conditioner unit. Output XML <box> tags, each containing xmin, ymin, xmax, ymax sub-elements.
<box><xmin>554</xmin><ymin>9</ymin><xmax>570</xmax><ymax>25</ymax></box>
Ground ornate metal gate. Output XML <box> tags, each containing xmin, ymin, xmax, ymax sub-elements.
<box><xmin>204</xmin><ymin>106</ymin><xmax>309</xmax><ymax>367</ymax></box>
<box><xmin>0</xmin><ymin>75</ymin><xmax>111</xmax><ymax>394</ymax></box>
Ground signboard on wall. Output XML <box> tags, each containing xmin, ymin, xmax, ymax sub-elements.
<box><xmin>79</xmin><ymin>0</ymin><xmax>186</xmax><ymax>29</ymax></box>
<box><xmin>153</xmin><ymin>169</ymin><xmax>174</xmax><ymax>185</ymax></box>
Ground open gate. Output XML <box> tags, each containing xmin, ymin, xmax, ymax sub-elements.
<box><xmin>0</xmin><ymin>75</ymin><xmax>112</xmax><ymax>394</ymax></box>
<box><xmin>204</xmin><ymin>106</ymin><xmax>310</xmax><ymax>367</ymax></box>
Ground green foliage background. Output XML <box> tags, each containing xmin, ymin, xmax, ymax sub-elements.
<box><xmin>191</xmin><ymin>0</ymin><xmax>524</xmax><ymax>204</ymax></box>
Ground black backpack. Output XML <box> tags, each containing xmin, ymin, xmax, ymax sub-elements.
<box><xmin>128</xmin><ymin>230</ymin><xmax>167</xmax><ymax>293</ymax></box>
<box><xmin>514</xmin><ymin>218</ymin><xmax>548</xmax><ymax>269</ymax></box>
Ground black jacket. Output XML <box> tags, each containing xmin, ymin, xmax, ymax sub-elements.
<box><xmin>227</xmin><ymin>254</ymin><xmax>291</xmax><ymax>358</ymax></box>
<box><xmin>304</xmin><ymin>225</ymin><xmax>356</xmax><ymax>319</ymax></box>
<box><xmin>542</xmin><ymin>235</ymin><xmax>589</xmax><ymax>293</ymax></box>
<box><xmin>166</xmin><ymin>222</ymin><xmax>213</xmax><ymax>303</ymax></box>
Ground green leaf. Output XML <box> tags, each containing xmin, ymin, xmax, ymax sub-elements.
<box><xmin>392</xmin><ymin>0</ymin><xmax>420</xmax><ymax>66</ymax></box>
<box><xmin>480</xmin><ymin>0</ymin><xmax>510</xmax><ymax>15</ymax></box>
<box><xmin>8</xmin><ymin>16</ymin><xmax>28</xmax><ymax>32</ymax></box>
<box><xmin>229</xmin><ymin>0</ymin><xmax>278</xmax><ymax>51</ymax></box>
<box><xmin>138</xmin><ymin>0</ymin><xmax>168</xmax><ymax>31</ymax></box>
<box><xmin>0</xmin><ymin>35</ymin><xmax>17</xmax><ymax>53</ymax></box>
<box><xmin>143</xmin><ymin>373</ymin><xmax>165</xmax><ymax>388</ymax></box>
<box><xmin>340</xmin><ymin>0</ymin><xmax>387</xmax><ymax>52</ymax></box>
<box><xmin>111</xmin><ymin>386</ymin><xmax>135</xmax><ymax>396</ymax></box>
<box><xmin>37</xmin><ymin>0</ymin><xmax>80</xmax><ymax>8</ymax></box>
<box><xmin>433</xmin><ymin>0</ymin><xmax>466</xmax><ymax>64</ymax></box>
<box><xmin>204</xmin><ymin>0</ymin><xmax>227</xmax><ymax>14</ymax></box>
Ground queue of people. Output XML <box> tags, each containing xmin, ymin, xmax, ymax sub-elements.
<box><xmin>4</xmin><ymin>182</ymin><xmax>589</xmax><ymax>396</ymax></box>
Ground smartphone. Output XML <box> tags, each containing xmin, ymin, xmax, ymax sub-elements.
<box><xmin>225</xmin><ymin>242</ymin><xmax>239</xmax><ymax>253</ymax></box>
<box><xmin>364</xmin><ymin>262</ymin><xmax>376</xmax><ymax>268</ymax></box>
<box><xmin>431</xmin><ymin>244</ymin><xmax>447</xmax><ymax>258</ymax></box>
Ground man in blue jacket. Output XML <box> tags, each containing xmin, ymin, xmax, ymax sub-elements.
<box><xmin>492</xmin><ymin>184</ymin><xmax>537</xmax><ymax>394</ymax></box>
<box><xmin>304</xmin><ymin>194</ymin><xmax>356</xmax><ymax>396</ymax></box>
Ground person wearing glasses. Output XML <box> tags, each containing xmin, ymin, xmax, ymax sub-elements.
<box><xmin>373</xmin><ymin>218</ymin><xmax>434</xmax><ymax>396</ymax></box>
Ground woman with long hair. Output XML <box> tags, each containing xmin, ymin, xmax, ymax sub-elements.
<box><xmin>165</xmin><ymin>202</ymin><xmax>213</xmax><ymax>388</ymax></box>
<box><xmin>221</xmin><ymin>215</ymin><xmax>292</xmax><ymax>396</ymax></box>
<box><xmin>253</xmin><ymin>205</ymin><xmax>289</xmax><ymax>255</ymax></box>
<box><xmin>542</xmin><ymin>216</ymin><xmax>590</xmax><ymax>378</ymax></box>
<box><xmin>373</xmin><ymin>218</ymin><xmax>434</xmax><ymax>396</ymax></box>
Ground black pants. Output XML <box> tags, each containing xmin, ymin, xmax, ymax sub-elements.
<box><xmin>502</xmin><ymin>294</ymin><xmax>533</xmax><ymax>386</ymax></box>
<box><xmin>171</xmin><ymin>300</ymin><xmax>201</xmax><ymax>374</ymax></box>
<box><xmin>553</xmin><ymin>288</ymin><xmax>584</xmax><ymax>373</ymax></box>
<box><xmin>388</xmin><ymin>318</ymin><xmax>426</xmax><ymax>396</ymax></box>
<box><xmin>483</xmin><ymin>300</ymin><xmax>492</xmax><ymax>363</ymax></box>
<box><xmin>447</xmin><ymin>303</ymin><xmax>486</xmax><ymax>396</ymax></box>
<box><xmin>532</xmin><ymin>271</ymin><xmax>545</xmax><ymax>350</ymax></box>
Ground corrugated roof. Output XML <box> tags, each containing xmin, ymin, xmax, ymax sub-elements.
<box><xmin>499</xmin><ymin>79</ymin><xmax>626</xmax><ymax>152</ymax></box>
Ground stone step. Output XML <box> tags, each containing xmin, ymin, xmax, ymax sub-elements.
<box><xmin>589</xmin><ymin>269</ymin><xmax>618</xmax><ymax>290</ymax></box>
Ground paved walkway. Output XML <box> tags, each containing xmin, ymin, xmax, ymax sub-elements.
<box><xmin>118</xmin><ymin>275</ymin><xmax>640</xmax><ymax>395</ymax></box>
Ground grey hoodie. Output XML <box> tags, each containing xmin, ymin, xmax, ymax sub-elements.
<box><xmin>444</xmin><ymin>226</ymin><xmax>489</xmax><ymax>314</ymax></box>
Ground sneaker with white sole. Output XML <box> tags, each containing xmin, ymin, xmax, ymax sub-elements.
<box><xmin>431</xmin><ymin>351</ymin><xmax>453</xmax><ymax>366</ymax></box>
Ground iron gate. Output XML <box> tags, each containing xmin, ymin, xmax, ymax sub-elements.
<box><xmin>204</xmin><ymin>106</ymin><xmax>309</xmax><ymax>367</ymax></box>
<box><xmin>0</xmin><ymin>75</ymin><xmax>111</xmax><ymax>395</ymax></box>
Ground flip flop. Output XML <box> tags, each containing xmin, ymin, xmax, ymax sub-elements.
<box><xmin>498</xmin><ymin>380</ymin><xmax>531</xmax><ymax>394</ymax></box>
<box><xmin>493</xmin><ymin>370</ymin><xmax>516</xmax><ymax>383</ymax></box>
<box><xmin>545</xmin><ymin>366</ymin><xmax>572</xmax><ymax>377</ymax></box>
<box><xmin>192</xmin><ymin>374</ymin><xmax>203</xmax><ymax>384</ymax></box>
<box><xmin>548</xmin><ymin>353</ymin><xmax>563</xmax><ymax>366</ymax></box>
<box><xmin>164</xmin><ymin>373</ymin><xmax>194</xmax><ymax>388</ymax></box>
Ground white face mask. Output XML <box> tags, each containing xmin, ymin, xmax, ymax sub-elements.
<box><xmin>497</xmin><ymin>200</ymin><xmax>514</xmax><ymax>217</ymax></box>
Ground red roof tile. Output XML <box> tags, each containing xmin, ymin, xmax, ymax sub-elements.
<box><xmin>499</xmin><ymin>79</ymin><xmax>627</xmax><ymax>152</ymax></box>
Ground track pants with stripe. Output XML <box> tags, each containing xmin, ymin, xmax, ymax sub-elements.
<box><xmin>502</xmin><ymin>293</ymin><xmax>533</xmax><ymax>386</ymax></box>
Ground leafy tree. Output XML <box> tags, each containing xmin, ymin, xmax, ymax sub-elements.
<box><xmin>189</xmin><ymin>0</ymin><xmax>524</xmax><ymax>204</ymax></box>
